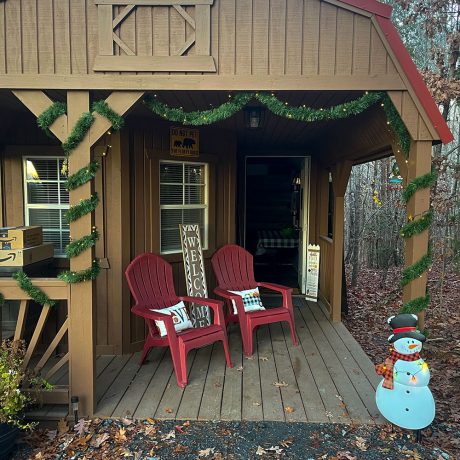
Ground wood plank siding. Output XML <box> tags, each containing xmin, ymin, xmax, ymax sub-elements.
<box><xmin>0</xmin><ymin>0</ymin><xmax>396</xmax><ymax>79</ymax></box>
<box><xmin>127</xmin><ymin>118</ymin><xmax>237</xmax><ymax>351</ymax></box>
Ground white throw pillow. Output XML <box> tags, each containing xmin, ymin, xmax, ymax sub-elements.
<box><xmin>150</xmin><ymin>301</ymin><xmax>194</xmax><ymax>337</ymax></box>
<box><xmin>228</xmin><ymin>287</ymin><xmax>266</xmax><ymax>315</ymax></box>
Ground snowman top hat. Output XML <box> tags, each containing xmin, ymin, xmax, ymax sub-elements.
<box><xmin>387</xmin><ymin>313</ymin><xmax>426</xmax><ymax>343</ymax></box>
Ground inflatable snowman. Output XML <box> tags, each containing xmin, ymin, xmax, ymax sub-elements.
<box><xmin>375</xmin><ymin>313</ymin><xmax>435</xmax><ymax>430</ymax></box>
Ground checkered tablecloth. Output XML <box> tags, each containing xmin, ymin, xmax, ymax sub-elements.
<box><xmin>256</xmin><ymin>230</ymin><xmax>299</xmax><ymax>255</ymax></box>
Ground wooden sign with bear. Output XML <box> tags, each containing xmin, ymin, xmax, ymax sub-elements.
<box><xmin>170</xmin><ymin>127</ymin><xmax>199</xmax><ymax>157</ymax></box>
<box><xmin>180</xmin><ymin>224</ymin><xmax>211</xmax><ymax>327</ymax></box>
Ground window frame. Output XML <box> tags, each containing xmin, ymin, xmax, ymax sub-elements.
<box><xmin>22</xmin><ymin>155</ymin><xmax>70</xmax><ymax>257</ymax></box>
<box><xmin>159</xmin><ymin>159</ymin><xmax>209</xmax><ymax>255</ymax></box>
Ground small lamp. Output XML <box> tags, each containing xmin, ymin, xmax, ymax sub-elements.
<box><xmin>244</xmin><ymin>107</ymin><xmax>265</xmax><ymax>129</ymax></box>
<box><xmin>71</xmin><ymin>396</ymin><xmax>79</xmax><ymax>424</ymax></box>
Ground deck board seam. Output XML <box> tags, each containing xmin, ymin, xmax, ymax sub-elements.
<box><xmin>304</xmin><ymin>303</ymin><xmax>375</xmax><ymax>423</ymax></box>
<box><xmin>294</xmin><ymin>305</ymin><xmax>345</xmax><ymax>422</ymax></box>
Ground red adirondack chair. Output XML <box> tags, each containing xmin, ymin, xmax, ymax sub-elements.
<box><xmin>211</xmin><ymin>244</ymin><xmax>298</xmax><ymax>356</ymax></box>
<box><xmin>125</xmin><ymin>253</ymin><xmax>232</xmax><ymax>388</ymax></box>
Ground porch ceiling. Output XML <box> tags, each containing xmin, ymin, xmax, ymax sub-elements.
<box><xmin>130</xmin><ymin>90</ymin><xmax>394</xmax><ymax>166</ymax></box>
<box><xmin>0</xmin><ymin>89</ymin><xmax>393</xmax><ymax>166</ymax></box>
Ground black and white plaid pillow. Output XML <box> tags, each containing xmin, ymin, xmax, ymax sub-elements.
<box><xmin>228</xmin><ymin>288</ymin><xmax>266</xmax><ymax>315</ymax></box>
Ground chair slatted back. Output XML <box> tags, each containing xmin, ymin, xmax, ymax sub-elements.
<box><xmin>211</xmin><ymin>244</ymin><xmax>257</xmax><ymax>291</ymax></box>
<box><xmin>125</xmin><ymin>253</ymin><xmax>180</xmax><ymax>308</ymax></box>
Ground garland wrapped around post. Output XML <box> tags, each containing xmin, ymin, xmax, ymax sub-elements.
<box><xmin>10</xmin><ymin>99</ymin><xmax>125</xmax><ymax>302</ymax></box>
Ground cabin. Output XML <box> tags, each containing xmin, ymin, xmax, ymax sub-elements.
<box><xmin>0</xmin><ymin>0</ymin><xmax>452</xmax><ymax>421</ymax></box>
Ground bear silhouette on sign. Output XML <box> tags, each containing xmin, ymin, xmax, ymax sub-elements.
<box><xmin>182</xmin><ymin>138</ymin><xmax>196</xmax><ymax>148</ymax></box>
<box><xmin>174</xmin><ymin>140</ymin><xmax>182</xmax><ymax>147</ymax></box>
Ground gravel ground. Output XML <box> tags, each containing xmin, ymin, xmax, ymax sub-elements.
<box><xmin>12</xmin><ymin>419</ymin><xmax>456</xmax><ymax>460</ymax></box>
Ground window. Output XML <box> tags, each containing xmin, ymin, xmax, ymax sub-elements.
<box><xmin>160</xmin><ymin>161</ymin><xmax>208</xmax><ymax>254</ymax></box>
<box><xmin>23</xmin><ymin>157</ymin><xmax>70</xmax><ymax>257</ymax></box>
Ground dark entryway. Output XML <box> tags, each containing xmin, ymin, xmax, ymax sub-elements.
<box><xmin>244</xmin><ymin>157</ymin><xmax>305</xmax><ymax>289</ymax></box>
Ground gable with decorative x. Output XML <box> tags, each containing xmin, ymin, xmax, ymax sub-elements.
<box><xmin>94</xmin><ymin>0</ymin><xmax>216</xmax><ymax>72</ymax></box>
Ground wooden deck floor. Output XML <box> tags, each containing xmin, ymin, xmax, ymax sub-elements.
<box><xmin>94</xmin><ymin>299</ymin><xmax>384</xmax><ymax>424</ymax></box>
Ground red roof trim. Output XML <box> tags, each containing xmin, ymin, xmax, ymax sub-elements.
<box><xmin>337</xmin><ymin>0</ymin><xmax>392</xmax><ymax>18</ymax></box>
<box><xmin>375</xmin><ymin>16</ymin><xmax>454</xmax><ymax>144</ymax></box>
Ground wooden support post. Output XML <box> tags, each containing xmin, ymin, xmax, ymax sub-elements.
<box><xmin>403</xmin><ymin>141</ymin><xmax>432</xmax><ymax>330</ymax></box>
<box><xmin>67</xmin><ymin>91</ymin><xmax>96</xmax><ymax>416</ymax></box>
<box><xmin>330</xmin><ymin>161</ymin><xmax>352</xmax><ymax>322</ymax></box>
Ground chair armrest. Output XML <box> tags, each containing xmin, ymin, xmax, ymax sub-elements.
<box><xmin>179</xmin><ymin>296</ymin><xmax>223</xmax><ymax>308</ymax></box>
<box><xmin>257</xmin><ymin>282</ymin><xmax>293</xmax><ymax>311</ymax></box>
<box><xmin>257</xmin><ymin>282</ymin><xmax>293</xmax><ymax>294</ymax></box>
<box><xmin>131</xmin><ymin>305</ymin><xmax>174</xmax><ymax>324</ymax></box>
<box><xmin>214</xmin><ymin>288</ymin><xmax>246</xmax><ymax>317</ymax></box>
<box><xmin>214</xmin><ymin>287</ymin><xmax>241</xmax><ymax>301</ymax></box>
<box><xmin>179</xmin><ymin>296</ymin><xmax>226</xmax><ymax>326</ymax></box>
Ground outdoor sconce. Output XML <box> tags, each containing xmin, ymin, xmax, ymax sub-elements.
<box><xmin>244</xmin><ymin>106</ymin><xmax>265</xmax><ymax>129</ymax></box>
<box><xmin>71</xmin><ymin>395</ymin><xmax>79</xmax><ymax>424</ymax></box>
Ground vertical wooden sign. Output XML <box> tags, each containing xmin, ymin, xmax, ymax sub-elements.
<box><xmin>180</xmin><ymin>224</ymin><xmax>211</xmax><ymax>327</ymax></box>
<box><xmin>306</xmin><ymin>244</ymin><xmax>320</xmax><ymax>302</ymax></box>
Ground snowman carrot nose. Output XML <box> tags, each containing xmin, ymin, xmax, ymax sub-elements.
<box><xmin>408</xmin><ymin>344</ymin><xmax>418</xmax><ymax>349</ymax></box>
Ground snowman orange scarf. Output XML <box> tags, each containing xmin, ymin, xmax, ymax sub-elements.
<box><xmin>375</xmin><ymin>348</ymin><xmax>421</xmax><ymax>390</ymax></box>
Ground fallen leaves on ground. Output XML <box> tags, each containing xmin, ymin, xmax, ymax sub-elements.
<box><xmin>57</xmin><ymin>419</ymin><xmax>69</xmax><ymax>436</ymax></box>
<box><xmin>273</xmin><ymin>381</ymin><xmax>288</xmax><ymax>387</ymax></box>
<box><xmin>344</xmin><ymin>264</ymin><xmax>460</xmax><ymax>458</ymax></box>
<box><xmin>13</xmin><ymin>418</ymin><xmax>454</xmax><ymax>460</ymax></box>
<box><xmin>284</xmin><ymin>406</ymin><xmax>295</xmax><ymax>413</ymax></box>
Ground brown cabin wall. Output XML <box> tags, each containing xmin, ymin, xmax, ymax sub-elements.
<box><xmin>127</xmin><ymin>118</ymin><xmax>237</xmax><ymax>351</ymax></box>
<box><xmin>0</xmin><ymin>0</ymin><xmax>396</xmax><ymax>80</ymax></box>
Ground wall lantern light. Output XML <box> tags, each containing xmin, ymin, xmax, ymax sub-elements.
<box><xmin>244</xmin><ymin>106</ymin><xmax>265</xmax><ymax>129</ymax></box>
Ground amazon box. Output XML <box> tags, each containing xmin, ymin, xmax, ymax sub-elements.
<box><xmin>0</xmin><ymin>243</ymin><xmax>54</xmax><ymax>267</ymax></box>
<box><xmin>0</xmin><ymin>226</ymin><xmax>43</xmax><ymax>250</ymax></box>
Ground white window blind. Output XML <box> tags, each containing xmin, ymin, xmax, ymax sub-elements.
<box><xmin>23</xmin><ymin>157</ymin><xmax>70</xmax><ymax>257</ymax></box>
<box><xmin>160</xmin><ymin>161</ymin><xmax>208</xmax><ymax>253</ymax></box>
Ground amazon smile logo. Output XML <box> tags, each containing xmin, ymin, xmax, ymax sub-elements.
<box><xmin>0</xmin><ymin>253</ymin><xmax>17</xmax><ymax>263</ymax></box>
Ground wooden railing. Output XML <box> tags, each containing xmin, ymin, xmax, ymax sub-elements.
<box><xmin>0</xmin><ymin>278</ymin><xmax>70</xmax><ymax>405</ymax></box>
<box><xmin>319</xmin><ymin>236</ymin><xmax>333</xmax><ymax>309</ymax></box>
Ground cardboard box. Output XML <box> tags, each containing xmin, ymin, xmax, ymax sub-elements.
<box><xmin>0</xmin><ymin>226</ymin><xmax>43</xmax><ymax>250</ymax></box>
<box><xmin>0</xmin><ymin>243</ymin><xmax>54</xmax><ymax>267</ymax></box>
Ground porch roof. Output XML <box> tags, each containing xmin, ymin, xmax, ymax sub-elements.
<box><xmin>334</xmin><ymin>0</ymin><xmax>453</xmax><ymax>145</ymax></box>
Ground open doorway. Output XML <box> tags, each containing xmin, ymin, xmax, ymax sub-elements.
<box><xmin>244</xmin><ymin>156</ymin><xmax>309</xmax><ymax>291</ymax></box>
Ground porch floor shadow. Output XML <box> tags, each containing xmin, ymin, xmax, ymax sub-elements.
<box><xmin>95</xmin><ymin>299</ymin><xmax>384</xmax><ymax>424</ymax></box>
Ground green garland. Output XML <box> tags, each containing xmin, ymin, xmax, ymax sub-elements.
<box><xmin>400</xmin><ymin>209</ymin><xmax>433</xmax><ymax>239</ymax></box>
<box><xmin>402</xmin><ymin>168</ymin><xmax>437</xmax><ymax>203</ymax></box>
<box><xmin>65</xmin><ymin>228</ymin><xmax>100</xmax><ymax>258</ymax></box>
<box><xmin>26</xmin><ymin>99</ymin><xmax>124</xmax><ymax>303</ymax></box>
<box><xmin>382</xmin><ymin>95</ymin><xmax>411</xmax><ymax>157</ymax></box>
<box><xmin>92</xmin><ymin>100</ymin><xmax>124</xmax><ymax>131</ymax></box>
<box><xmin>144</xmin><ymin>93</ymin><xmax>254</xmax><ymax>126</ymax></box>
<box><xmin>37</xmin><ymin>102</ymin><xmax>67</xmax><ymax>137</ymax></box>
<box><xmin>255</xmin><ymin>91</ymin><xmax>382</xmax><ymax>122</ymax></box>
<box><xmin>62</xmin><ymin>112</ymin><xmax>94</xmax><ymax>156</ymax></box>
<box><xmin>65</xmin><ymin>161</ymin><xmax>100</xmax><ymax>191</ymax></box>
<box><xmin>12</xmin><ymin>271</ymin><xmax>56</xmax><ymax>307</ymax></box>
<box><xmin>58</xmin><ymin>260</ymin><xmax>101</xmax><ymax>284</ymax></box>
<box><xmin>65</xmin><ymin>193</ymin><xmax>99</xmax><ymax>223</ymax></box>
<box><xmin>400</xmin><ymin>252</ymin><xmax>432</xmax><ymax>287</ymax></box>
<box><xmin>400</xmin><ymin>294</ymin><xmax>431</xmax><ymax>314</ymax></box>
